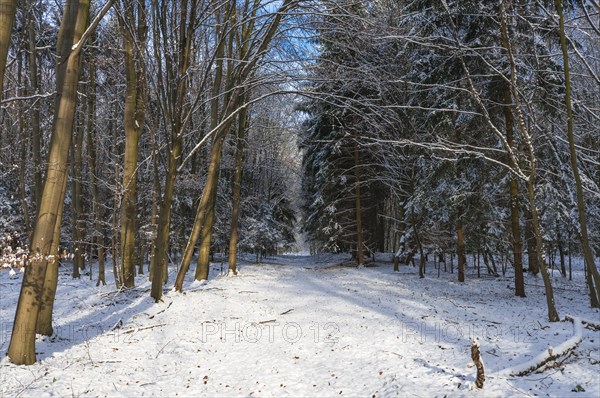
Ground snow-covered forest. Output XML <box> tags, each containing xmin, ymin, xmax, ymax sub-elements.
<box><xmin>0</xmin><ymin>0</ymin><xmax>599</xmax><ymax>396</ymax></box>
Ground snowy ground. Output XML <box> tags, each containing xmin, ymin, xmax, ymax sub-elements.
<box><xmin>1</xmin><ymin>254</ymin><xmax>599</xmax><ymax>397</ymax></box>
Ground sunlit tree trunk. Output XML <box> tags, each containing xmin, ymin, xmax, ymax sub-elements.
<box><xmin>176</xmin><ymin>0</ymin><xmax>235</xmax><ymax>289</ymax></box>
<box><xmin>147</xmin><ymin>126</ymin><xmax>159</xmax><ymax>279</ymax></box>
<box><xmin>195</xmin><ymin>4</ymin><xmax>232</xmax><ymax>282</ymax></box>
<box><xmin>151</xmin><ymin>0</ymin><xmax>196</xmax><ymax>301</ymax></box>
<box><xmin>27</xmin><ymin>5</ymin><xmax>42</xmax><ymax>210</ymax></box>
<box><xmin>119</xmin><ymin>0</ymin><xmax>147</xmax><ymax>288</ymax></box>
<box><xmin>17</xmin><ymin>53</ymin><xmax>31</xmax><ymax>237</ymax></box>
<box><xmin>227</xmin><ymin>96</ymin><xmax>249</xmax><ymax>275</ymax></box>
<box><xmin>0</xmin><ymin>0</ymin><xmax>16</xmax><ymax>99</ymax></box>
<box><xmin>7</xmin><ymin>0</ymin><xmax>91</xmax><ymax>365</ymax></box>
<box><xmin>175</xmin><ymin>0</ymin><xmax>297</xmax><ymax>291</ymax></box>
<box><xmin>36</xmin><ymin>187</ymin><xmax>64</xmax><ymax>336</ymax></box>
<box><xmin>70</xmin><ymin>106</ymin><xmax>85</xmax><ymax>278</ymax></box>
<box><xmin>87</xmin><ymin>60</ymin><xmax>106</xmax><ymax>286</ymax></box>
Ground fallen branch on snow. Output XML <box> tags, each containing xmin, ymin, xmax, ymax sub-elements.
<box><xmin>122</xmin><ymin>323</ymin><xmax>167</xmax><ymax>334</ymax></box>
<box><xmin>497</xmin><ymin>316</ymin><xmax>582</xmax><ymax>377</ymax></box>
<box><xmin>564</xmin><ymin>316</ymin><xmax>600</xmax><ymax>331</ymax></box>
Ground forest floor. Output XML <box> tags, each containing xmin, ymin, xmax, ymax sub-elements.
<box><xmin>1</xmin><ymin>253</ymin><xmax>599</xmax><ymax>397</ymax></box>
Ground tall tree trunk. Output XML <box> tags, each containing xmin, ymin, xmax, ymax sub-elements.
<box><xmin>150</xmin><ymin>0</ymin><xmax>196</xmax><ymax>301</ymax></box>
<box><xmin>70</xmin><ymin>107</ymin><xmax>85</xmax><ymax>278</ymax></box>
<box><xmin>119</xmin><ymin>0</ymin><xmax>147</xmax><ymax>288</ymax></box>
<box><xmin>195</xmin><ymin>139</ymin><xmax>225</xmax><ymax>281</ymax></box>
<box><xmin>174</xmin><ymin>0</ymin><xmax>295</xmax><ymax>292</ymax></box>
<box><xmin>27</xmin><ymin>5</ymin><xmax>43</xmax><ymax>210</ymax></box>
<box><xmin>87</xmin><ymin>60</ymin><xmax>105</xmax><ymax>286</ymax></box>
<box><xmin>525</xmin><ymin>179</ymin><xmax>559</xmax><ymax>321</ymax></box>
<box><xmin>457</xmin><ymin>216</ymin><xmax>465</xmax><ymax>282</ymax></box>
<box><xmin>7</xmin><ymin>0</ymin><xmax>91</xmax><ymax>365</ymax></box>
<box><xmin>148</xmin><ymin>125</ymin><xmax>159</xmax><ymax>279</ymax></box>
<box><xmin>17</xmin><ymin>52</ymin><xmax>31</xmax><ymax>238</ymax></box>
<box><xmin>0</xmin><ymin>0</ymin><xmax>16</xmax><ymax>100</ymax></box>
<box><xmin>193</xmin><ymin>4</ymin><xmax>229</xmax><ymax>282</ymax></box>
<box><xmin>499</xmin><ymin>10</ymin><xmax>525</xmax><ymax>297</ymax></box>
<box><xmin>353</xmin><ymin>133</ymin><xmax>364</xmax><ymax>267</ymax></box>
<box><xmin>175</xmin><ymin>125</ymin><xmax>232</xmax><ymax>290</ymax></box>
<box><xmin>525</xmin><ymin>210</ymin><xmax>539</xmax><ymax>274</ymax></box>
<box><xmin>555</xmin><ymin>0</ymin><xmax>600</xmax><ymax>308</ymax></box>
<box><xmin>227</xmin><ymin>97</ymin><xmax>249</xmax><ymax>276</ymax></box>
<box><xmin>36</xmin><ymin>189</ymin><xmax>65</xmax><ymax>336</ymax></box>
<box><xmin>498</xmin><ymin>0</ymin><xmax>559</xmax><ymax>321</ymax></box>
<box><xmin>176</xmin><ymin>0</ymin><xmax>233</xmax><ymax>289</ymax></box>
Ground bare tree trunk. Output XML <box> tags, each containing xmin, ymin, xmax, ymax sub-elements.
<box><xmin>498</xmin><ymin>0</ymin><xmax>559</xmax><ymax>321</ymax></box>
<box><xmin>150</xmin><ymin>0</ymin><xmax>196</xmax><ymax>301</ymax></box>
<box><xmin>524</xmin><ymin>210</ymin><xmax>539</xmax><ymax>274</ymax></box>
<box><xmin>194</xmin><ymin>3</ymin><xmax>230</xmax><ymax>283</ymax></box>
<box><xmin>412</xmin><ymin>211</ymin><xmax>425</xmax><ymax>278</ymax></box>
<box><xmin>0</xmin><ymin>0</ymin><xmax>16</xmax><ymax>100</ymax></box>
<box><xmin>119</xmin><ymin>0</ymin><xmax>147</xmax><ymax>288</ymax></box>
<box><xmin>525</xmin><ymin>179</ymin><xmax>559</xmax><ymax>321</ymax></box>
<box><xmin>87</xmin><ymin>60</ymin><xmax>105</xmax><ymax>286</ymax></box>
<box><xmin>227</xmin><ymin>98</ymin><xmax>249</xmax><ymax>275</ymax></box>
<box><xmin>36</xmin><ymin>190</ymin><xmax>65</xmax><ymax>336</ymax></box>
<box><xmin>195</xmin><ymin>139</ymin><xmax>224</xmax><ymax>281</ymax></box>
<box><xmin>555</xmin><ymin>0</ymin><xmax>600</xmax><ymax>308</ymax></box>
<box><xmin>17</xmin><ymin>52</ymin><xmax>31</xmax><ymax>238</ymax></box>
<box><xmin>7</xmin><ymin>0</ymin><xmax>92</xmax><ymax>364</ymax></box>
<box><xmin>457</xmin><ymin>217</ymin><xmax>465</xmax><ymax>282</ymax></box>
<box><xmin>354</xmin><ymin>134</ymin><xmax>364</xmax><ymax>267</ymax></box>
<box><xmin>70</xmin><ymin>106</ymin><xmax>84</xmax><ymax>279</ymax></box>
<box><xmin>147</xmin><ymin>125</ymin><xmax>159</xmax><ymax>279</ymax></box>
<box><xmin>499</xmin><ymin>6</ymin><xmax>525</xmax><ymax>297</ymax></box>
<box><xmin>175</xmin><ymin>0</ymin><xmax>296</xmax><ymax>292</ymax></box>
<box><xmin>27</xmin><ymin>6</ymin><xmax>42</xmax><ymax>211</ymax></box>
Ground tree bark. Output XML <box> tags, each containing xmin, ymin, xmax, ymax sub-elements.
<box><xmin>87</xmin><ymin>60</ymin><xmax>105</xmax><ymax>286</ymax></box>
<box><xmin>457</xmin><ymin>217</ymin><xmax>465</xmax><ymax>282</ymax></box>
<box><xmin>119</xmin><ymin>0</ymin><xmax>147</xmax><ymax>288</ymax></box>
<box><xmin>227</xmin><ymin>98</ymin><xmax>249</xmax><ymax>276</ymax></box>
<box><xmin>354</xmin><ymin>133</ymin><xmax>364</xmax><ymax>267</ymax></box>
<box><xmin>0</xmin><ymin>0</ymin><xmax>16</xmax><ymax>100</ymax></box>
<box><xmin>555</xmin><ymin>0</ymin><xmax>600</xmax><ymax>308</ymax></box>
<box><xmin>17</xmin><ymin>53</ymin><xmax>32</xmax><ymax>238</ymax></box>
<box><xmin>498</xmin><ymin>5</ymin><xmax>525</xmax><ymax>297</ymax></box>
<box><xmin>27</xmin><ymin>6</ymin><xmax>43</xmax><ymax>210</ymax></box>
<box><xmin>70</xmin><ymin>104</ymin><xmax>85</xmax><ymax>278</ymax></box>
<box><xmin>195</xmin><ymin>138</ymin><xmax>224</xmax><ymax>281</ymax></box>
<box><xmin>194</xmin><ymin>3</ymin><xmax>230</xmax><ymax>282</ymax></box>
<box><xmin>150</xmin><ymin>0</ymin><xmax>196</xmax><ymax>301</ymax></box>
<box><xmin>8</xmin><ymin>0</ymin><xmax>91</xmax><ymax>365</ymax></box>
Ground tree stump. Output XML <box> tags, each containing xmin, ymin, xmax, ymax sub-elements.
<box><xmin>471</xmin><ymin>340</ymin><xmax>485</xmax><ymax>388</ymax></box>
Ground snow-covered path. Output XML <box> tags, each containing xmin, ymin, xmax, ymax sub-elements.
<box><xmin>1</xmin><ymin>254</ymin><xmax>599</xmax><ymax>397</ymax></box>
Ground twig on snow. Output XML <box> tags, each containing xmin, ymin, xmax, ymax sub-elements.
<box><xmin>122</xmin><ymin>323</ymin><xmax>167</xmax><ymax>335</ymax></box>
